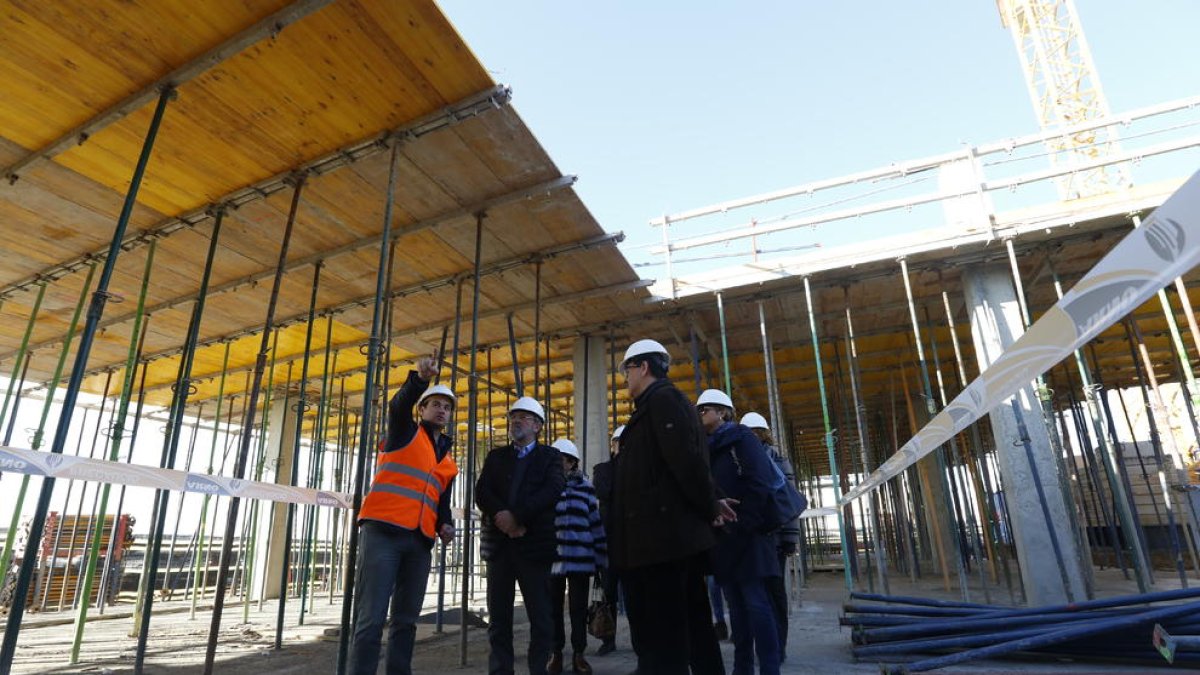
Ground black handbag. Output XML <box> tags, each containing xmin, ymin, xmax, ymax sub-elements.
<box><xmin>586</xmin><ymin>579</ymin><xmax>615</xmax><ymax>640</ymax></box>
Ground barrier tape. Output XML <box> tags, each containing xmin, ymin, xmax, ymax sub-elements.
<box><xmin>839</xmin><ymin>169</ymin><xmax>1200</xmax><ymax>506</ymax></box>
<box><xmin>0</xmin><ymin>445</ymin><xmax>353</xmax><ymax>508</ymax></box>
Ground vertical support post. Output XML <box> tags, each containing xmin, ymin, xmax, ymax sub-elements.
<box><xmin>0</xmin><ymin>282</ymin><xmax>46</xmax><ymax>433</ymax></box>
<box><xmin>334</xmin><ymin>142</ymin><xmax>401</xmax><ymax>675</ymax></box>
<box><xmin>533</xmin><ymin>260</ymin><xmax>542</xmax><ymax>401</ymax></box>
<box><xmin>962</xmin><ymin>265</ymin><xmax>1089</xmax><ymax>605</ymax></box>
<box><xmin>803</xmin><ymin>276</ymin><xmax>852</xmax><ymax>591</ymax></box>
<box><xmin>140</xmin><ymin>201</ymin><xmax>227</xmax><ymax>671</ymax></box>
<box><xmin>1046</xmin><ymin>262</ymin><xmax>1150</xmax><ymax>591</ymax></box>
<box><xmin>278</xmin><ymin>261</ymin><xmax>322</xmax><ymax>642</ymax></box>
<box><xmin>506</xmin><ymin>313</ymin><xmax>523</xmax><ymax>397</ymax></box>
<box><xmin>2</xmin><ymin>85</ymin><xmax>174</xmax><ymax>674</ymax></box>
<box><xmin>203</xmin><ymin>165</ymin><xmax>307</xmax><ymax>672</ymax></box>
<box><xmin>715</xmin><ymin>291</ymin><xmax>732</xmax><ymax>397</ymax></box>
<box><xmin>844</xmin><ymin>298</ymin><xmax>890</xmax><ymax>594</ymax></box>
<box><xmin>461</xmin><ymin>212</ymin><xmax>486</xmax><ymax>665</ymax></box>
<box><xmin>758</xmin><ymin>301</ymin><xmax>780</xmax><ymax>435</ymax></box>
<box><xmin>899</xmin><ymin>259</ymin><xmax>968</xmax><ymax>599</ymax></box>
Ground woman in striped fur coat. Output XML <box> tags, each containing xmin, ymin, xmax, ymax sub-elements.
<box><xmin>547</xmin><ymin>438</ymin><xmax>607</xmax><ymax>675</ymax></box>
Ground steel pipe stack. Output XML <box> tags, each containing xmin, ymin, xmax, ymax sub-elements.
<box><xmin>843</xmin><ymin>589</ymin><xmax>1200</xmax><ymax>672</ymax></box>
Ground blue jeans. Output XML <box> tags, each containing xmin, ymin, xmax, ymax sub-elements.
<box><xmin>724</xmin><ymin>578</ymin><xmax>780</xmax><ymax>675</ymax></box>
<box><xmin>348</xmin><ymin>521</ymin><xmax>433</xmax><ymax>675</ymax></box>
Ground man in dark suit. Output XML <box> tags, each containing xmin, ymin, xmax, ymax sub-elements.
<box><xmin>610</xmin><ymin>339</ymin><xmax>734</xmax><ymax>675</ymax></box>
<box><xmin>476</xmin><ymin>396</ymin><xmax>566</xmax><ymax>675</ymax></box>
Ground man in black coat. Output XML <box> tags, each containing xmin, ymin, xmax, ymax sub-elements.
<box><xmin>610</xmin><ymin>339</ymin><xmax>734</xmax><ymax>675</ymax></box>
<box><xmin>476</xmin><ymin>396</ymin><xmax>566</xmax><ymax>675</ymax></box>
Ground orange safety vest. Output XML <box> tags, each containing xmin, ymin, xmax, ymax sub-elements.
<box><xmin>359</xmin><ymin>426</ymin><xmax>458</xmax><ymax>538</ymax></box>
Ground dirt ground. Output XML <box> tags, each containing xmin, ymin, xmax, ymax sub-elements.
<box><xmin>9</xmin><ymin>567</ymin><xmax>1197</xmax><ymax>674</ymax></box>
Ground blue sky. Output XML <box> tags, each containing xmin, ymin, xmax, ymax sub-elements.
<box><xmin>439</xmin><ymin>2</ymin><xmax>1200</xmax><ymax>272</ymax></box>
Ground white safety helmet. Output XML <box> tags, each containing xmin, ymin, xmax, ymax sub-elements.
<box><xmin>509</xmin><ymin>396</ymin><xmax>546</xmax><ymax>422</ymax></box>
<box><xmin>622</xmin><ymin>339</ymin><xmax>670</xmax><ymax>367</ymax></box>
<box><xmin>696</xmin><ymin>388</ymin><xmax>734</xmax><ymax>410</ymax></box>
<box><xmin>552</xmin><ymin>438</ymin><xmax>581</xmax><ymax>461</ymax></box>
<box><xmin>740</xmin><ymin>412</ymin><xmax>769</xmax><ymax>430</ymax></box>
<box><xmin>417</xmin><ymin>384</ymin><xmax>456</xmax><ymax>406</ymax></box>
<box><xmin>611</xmin><ymin>425</ymin><xmax>625</xmax><ymax>441</ymax></box>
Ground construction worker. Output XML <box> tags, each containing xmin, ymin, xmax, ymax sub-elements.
<box><xmin>610</xmin><ymin>339</ymin><xmax>732</xmax><ymax>675</ymax></box>
<box><xmin>741</xmin><ymin>411</ymin><xmax>801</xmax><ymax>662</ymax></box>
<box><xmin>476</xmin><ymin>396</ymin><xmax>565</xmax><ymax>675</ymax></box>
<box><xmin>349</xmin><ymin>353</ymin><xmax>458</xmax><ymax>675</ymax></box>
<box><xmin>699</xmin><ymin>391</ymin><xmax>780</xmax><ymax>675</ymax></box>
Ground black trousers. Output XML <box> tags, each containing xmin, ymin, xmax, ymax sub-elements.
<box><xmin>765</xmin><ymin>552</ymin><xmax>789</xmax><ymax>657</ymax></box>
<box><xmin>551</xmin><ymin>573</ymin><xmax>590</xmax><ymax>654</ymax></box>
<box><xmin>622</xmin><ymin>552</ymin><xmax>725</xmax><ymax>675</ymax></box>
<box><xmin>486</xmin><ymin>546</ymin><xmax>553</xmax><ymax>675</ymax></box>
<box><xmin>599</xmin><ymin>566</ymin><xmax>622</xmax><ymax>646</ymax></box>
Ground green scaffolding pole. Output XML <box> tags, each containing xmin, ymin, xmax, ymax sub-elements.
<box><xmin>0</xmin><ymin>282</ymin><xmax>46</xmax><ymax>433</ymax></box>
<box><xmin>0</xmin><ymin>264</ymin><xmax>96</xmax><ymax>580</ymax></box>
<box><xmin>68</xmin><ymin>241</ymin><xmax>156</xmax><ymax>661</ymax></box>
<box><xmin>803</xmin><ymin>276</ymin><xmax>853</xmax><ymax>591</ymax></box>
<box><xmin>191</xmin><ymin>341</ymin><xmax>231</xmax><ymax>619</ymax></box>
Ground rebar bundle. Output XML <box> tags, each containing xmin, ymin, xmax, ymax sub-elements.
<box><xmin>843</xmin><ymin>589</ymin><xmax>1200</xmax><ymax>672</ymax></box>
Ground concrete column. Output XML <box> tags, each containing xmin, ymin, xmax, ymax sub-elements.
<box><xmin>573</xmin><ymin>335</ymin><xmax>609</xmax><ymax>476</ymax></box>
<box><xmin>255</xmin><ymin>392</ymin><xmax>298</xmax><ymax>600</ymax></box>
<box><xmin>963</xmin><ymin>265</ymin><xmax>1088</xmax><ymax>605</ymax></box>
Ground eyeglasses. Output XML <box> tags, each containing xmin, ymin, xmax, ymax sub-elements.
<box><xmin>697</xmin><ymin>406</ymin><xmax>717</xmax><ymax>416</ymax></box>
<box><xmin>509</xmin><ymin>412</ymin><xmax>540</xmax><ymax>424</ymax></box>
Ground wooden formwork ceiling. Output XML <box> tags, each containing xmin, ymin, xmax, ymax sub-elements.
<box><xmin>0</xmin><ymin>0</ymin><xmax>650</xmax><ymax>441</ymax></box>
<box><xmin>2</xmin><ymin>1</ymin><xmax>1195</xmax><ymax>474</ymax></box>
<box><xmin>634</xmin><ymin>210</ymin><xmax>1200</xmax><ymax>477</ymax></box>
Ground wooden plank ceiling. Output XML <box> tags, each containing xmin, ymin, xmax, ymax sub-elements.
<box><xmin>1</xmin><ymin>0</ymin><xmax>1194</xmax><ymax>476</ymax></box>
<box><xmin>0</xmin><ymin>0</ymin><xmax>648</xmax><ymax>445</ymax></box>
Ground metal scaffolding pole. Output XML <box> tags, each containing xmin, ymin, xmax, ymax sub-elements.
<box><xmin>1045</xmin><ymin>262</ymin><xmax>1151</xmax><ymax>591</ymax></box>
<box><xmin>137</xmin><ymin>202</ymin><xmax>226</xmax><ymax>671</ymax></box>
<box><xmin>0</xmin><ymin>86</ymin><xmax>174</xmax><ymax>675</ymax></box>
<box><xmin>845</xmin><ymin>299</ymin><xmax>891</xmax><ymax>595</ymax></box>
<box><xmin>0</xmin><ymin>282</ymin><xmax>45</xmax><ymax>433</ymax></box>
<box><xmin>276</xmin><ymin>261</ymin><xmax>323</xmax><ymax>644</ymax></box>
<box><xmin>802</xmin><ymin>276</ymin><xmax>852</xmax><ymax>591</ymax></box>
<box><xmin>335</xmin><ymin>142</ymin><xmax>401</xmax><ymax>675</ymax></box>
<box><xmin>192</xmin><ymin>342</ymin><xmax>232</xmax><ymax>618</ymax></box>
<box><xmin>1125</xmin><ymin>318</ymin><xmax>1194</xmax><ymax>585</ymax></box>
<box><xmin>716</xmin><ymin>291</ymin><xmax>732</xmax><ymax>397</ymax></box>
<box><xmin>0</xmin><ymin>263</ymin><xmax>96</xmax><ymax>582</ymax></box>
<box><xmin>461</xmin><ymin>212</ymin><xmax>486</xmax><ymax>665</ymax></box>
<box><xmin>899</xmin><ymin>259</ymin><xmax>969</xmax><ymax>599</ymax></box>
<box><xmin>204</xmin><ymin>170</ymin><xmax>308</xmax><ymax>673</ymax></box>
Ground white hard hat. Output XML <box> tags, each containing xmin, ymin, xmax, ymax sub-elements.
<box><xmin>611</xmin><ymin>425</ymin><xmax>625</xmax><ymax>440</ymax></box>
<box><xmin>509</xmin><ymin>396</ymin><xmax>545</xmax><ymax>422</ymax></box>
<box><xmin>622</xmin><ymin>339</ymin><xmax>670</xmax><ymax>365</ymax></box>
<box><xmin>552</xmin><ymin>438</ymin><xmax>580</xmax><ymax>461</ymax></box>
<box><xmin>740</xmin><ymin>412</ymin><xmax>769</xmax><ymax>430</ymax></box>
<box><xmin>418</xmin><ymin>384</ymin><xmax>456</xmax><ymax>406</ymax></box>
<box><xmin>696</xmin><ymin>389</ymin><xmax>734</xmax><ymax>410</ymax></box>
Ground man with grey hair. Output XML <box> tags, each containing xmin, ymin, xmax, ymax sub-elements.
<box><xmin>476</xmin><ymin>397</ymin><xmax>565</xmax><ymax>675</ymax></box>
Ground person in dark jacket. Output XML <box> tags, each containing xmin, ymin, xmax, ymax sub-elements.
<box><xmin>699</xmin><ymin>391</ymin><xmax>780</xmax><ymax>675</ymax></box>
<box><xmin>611</xmin><ymin>339</ymin><xmax>732</xmax><ymax>675</ymax></box>
<box><xmin>548</xmin><ymin>438</ymin><xmax>606</xmax><ymax>675</ymax></box>
<box><xmin>741</xmin><ymin>412</ymin><xmax>800</xmax><ymax>661</ymax></box>
<box><xmin>476</xmin><ymin>397</ymin><xmax>566</xmax><ymax>675</ymax></box>
<box><xmin>589</xmin><ymin>425</ymin><xmax>624</xmax><ymax>657</ymax></box>
<box><xmin>349</xmin><ymin>354</ymin><xmax>457</xmax><ymax>675</ymax></box>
